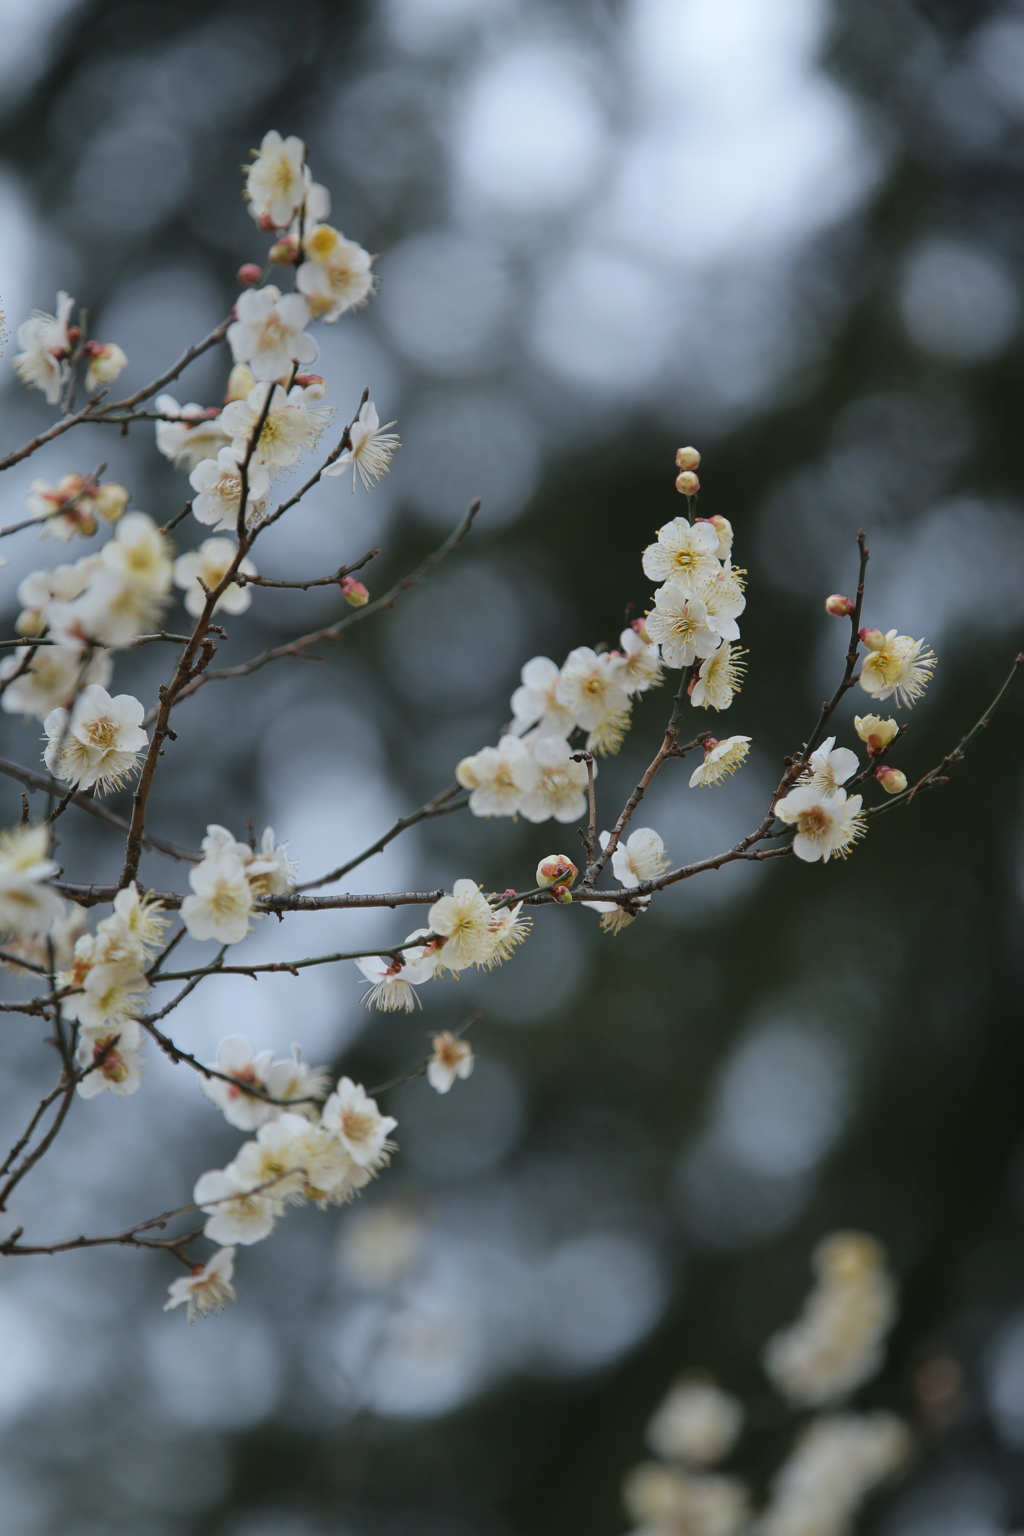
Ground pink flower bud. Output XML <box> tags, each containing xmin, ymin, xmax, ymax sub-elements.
<box><xmin>825</xmin><ymin>593</ymin><xmax>855</xmax><ymax>617</ymax></box>
<box><xmin>237</xmin><ymin>263</ymin><xmax>262</xmax><ymax>287</ymax></box>
<box><xmin>702</xmin><ymin>737</ymin><xmax>719</xmax><ymax>752</ymax></box>
<box><xmin>66</xmin><ymin>326</ymin><xmax>82</xmax><ymax>345</ymax></box>
<box><xmin>675</xmin><ymin>470</ymin><xmax>700</xmax><ymax>497</ymax></box>
<box><xmin>269</xmin><ymin>235</ymin><xmax>300</xmax><ymax>265</ymax></box>
<box><xmin>875</xmin><ymin>765</ymin><xmax>908</xmax><ymax>794</ymax></box>
<box><xmin>550</xmin><ymin>884</ymin><xmax>574</xmax><ymax>904</ymax></box>
<box><xmin>258</xmin><ymin>212</ymin><xmax>278</xmax><ymax>233</ymax></box>
<box><xmin>675</xmin><ymin>446</ymin><xmax>701</xmax><ymax>472</ymax></box>
<box><xmin>536</xmin><ymin>855</ymin><xmax>578</xmax><ymax>889</ymax></box>
<box><xmin>859</xmin><ymin>627</ymin><xmax>886</xmax><ymax>651</ymax></box>
<box><xmin>630</xmin><ymin>617</ymin><xmax>651</xmax><ymax>641</ymax></box>
<box><xmin>293</xmin><ymin>373</ymin><xmax>324</xmax><ymax>390</ymax></box>
<box><xmin>340</xmin><ymin>576</ymin><xmax>369</xmax><ymax>607</ymax></box>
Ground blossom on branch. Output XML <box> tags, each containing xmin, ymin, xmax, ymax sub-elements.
<box><xmin>194</xmin><ymin>1166</ymin><xmax>281</xmax><ymax>1246</ymax></box>
<box><xmin>164</xmin><ymin>1247</ymin><xmax>237</xmax><ymax>1324</ymax></box>
<box><xmin>555</xmin><ymin>646</ymin><xmax>631</xmax><ymax>735</ymax></box>
<box><xmin>642</xmin><ymin>516</ymin><xmax>720</xmax><ymax>587</ymax></box>
<box><xmin>155</xmin><ymin>396</ymin><xmax>230</xmax><ymax>471</ymax></box>
<box><xmin>181</xmin><ymin>849</ymin><xmax>254</xmax><ymax>944</ymax></box>
<box><xmin>43</xmin><ymin>683</ymin><xmax>148</xmax><ymax>793</ymax></box>
<box><xmin>427</xmin><ymin>1031</ymin><xmax>474</xmax><ymax>1094</ymax></box>
<box><xmin>517</xmin><ymin>735</ymin><xmax>591</xmax><ymax>824</ymax></box>
<box><xmin>226</xmin><ymin>286</ymin><xmax>318</xmax><ymax>383</ymax></box>
<box><xmin>173</xmin><ymin>539</ymin><xmax>256</xmax><ymax>617</ymax></box>
<box><xmin>321</xmin><ymin>1077</ymin><xmax>397</xmax><ymax>1170</ymax></box>
<box><xmin>84</xmin><ymin>341</ymin><xmax>127</xmax><ymax>393</ymax></box>
<box><xmin>802</xmin><ymin>736</ymin><xmax>859</xmax><ymax>797</ymax></box>
<box><xmin>244</xmin><ymin>131</ymin><xmax>306</xmax><ymax>228</ymax></box>
<box><xmin>646</xmin><ymin>583</ymin><xmax>721</xmax><ymax>670</ymax></box>
<box><xmin>775</xmin><ymin>786</ymin><xmax>865</xmax><ymax>864</ymax></box>
<box><xmin>858</xmin><ymin>630</ymin><xmax>936</xmax><ymax>707</ymax></box>
<box><xmin>297</xmin><ymin>224</ymin><xmax>375</xmax><ymax>320</ymax></box>
<box><xmin>611</xmin><ymin>624</ymin><xmax>664</xmax><ymax>694</ymax></box>
<box><xmin>189</xmin><ymin>447</ymin><xmax>270</xmax><ymax>532</ymax></box>
<box><xmin>690</xmin><ymin>643</ymin><xmax>746</xmax><ymax>711</ymax></box>
<box><xmin>689</xmin><ymin>736</ymin><xmax>751</xmax><ymax>787</ymax></box>
<box><xmin>221</xmin><ymin>382</ymin><xmax>332</xmax><ymax>477</ymax></box>
<box><xmin>510</xmin><ymin>656</ymin><xmax>576</xmax><ymax>738</ymax></box>
<box><xmin>428</xmin><ymin>879</ymin><xmax>498</xmax><ymax>968</ymax></box>
<box><xmin>200</xmin><ymin>1036</ymin><xmax>278</xmax><ymax>1130</ymax></box>
<box><xmin>0</xmin><ymin>824</ymin><xmax>63</xmax><ymax>939</ymax></box>
<box><xmin>456</xmin><ymin>734</ymin><xmax>538</xmax><ymax>816</ymax></box>
<box><xmin>646</xmin><ymin>1379</ymin><xmax>745</xmax><ymax>1467</ymax></box>
<box><xmin>853</xmin><ymin>714</ymin><xmax>898</xmax><ymax>757</ymax></box>
<box><xmin>13</xmin><ymin>291</ymin><xmax>74</xmax><ymax>404</ymax></box>
<box><xmin>76</xmin><ymin>1019</ymin><xmax>145</xmax><ymax>1099</ymax></box>
<box><xmin>605</xmin><ymin>827</ymin><xmax>670</xmax><ymax>887</ymax></box>
<box><xmin>321</xmin><ymin>400</ymin><xmax>400</xmax><ymax>493</ymax></box>
<box><xmin>0</xmin><ymin>644</ymin><xmax>112</xmax><ymax>722</ymax></box>
<box><xmin>355</xmin><ymin>944</ymin><xmax>438</xmax><ymax>1011</ymax></box>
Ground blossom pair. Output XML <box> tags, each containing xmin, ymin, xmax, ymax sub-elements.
<box><xmin>181</xmin><ymin>824</ymin><xmax>296</xmax><ymax>946</ymax></box>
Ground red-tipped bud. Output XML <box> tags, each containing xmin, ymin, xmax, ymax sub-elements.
<box><xmin>825</xmin><ymin>593</ymin><xmax>855</xmax><ymax>617</ymax></box>
<box><xmin>536</xmin><ymin>855</ymin><xmax>578</xmax><ymax>889</ymax></box>
<box><xmin>269</xmin><ymin>234</ymin><xmax>300</xmax><ymax>264</ymax></box>
<box><xmin>501</xmin><ymin>888</ymin><xmax>518</xmax><ymax>900</ymax></box>
<box><xmin>687</xmin><ymin>675</ymin><xmax>697</xmax><ymax>694</ymax></box>
<box><xmin>258</xmin><ymin>212</ymin><xmax>278</xmax><ymax>233</ymax></box>
<box><xmin>293</xmin><ymin>373</ymin><xmax>324</xmax><ymax>389</ymax></box>
<box><xmin>675</xmin><ymin>446</ymin><xmax>701</xmax><ymax>472</ymax></box>
<box><xmin>859</xmin><ymin>627</ymin><xmax>886</xmax><ymax>651</ymax></box>
<box><xmin>66</xmin><ymin>325</ymin><xmax>82</xmax><ymax>345</ymax></box>
<box><xmin>675</xmin><ymin>470</ymin><xmax>700</xmax><ymax>497</ymax></box>
<box><xmin>551</xmin><ymin>883</ymin><xmax>575</xmax><ymax>904</ymax></box>
<box><xmin>340</xmin><ymin>576</ymin><xmax>369</xmax><ymax>607</ymax></box>
<box><xmin>874</xmin><ymin>765</ymin><xmax>907</xmax><ymax>794</ymax></box>
<box><xmin>237</xmin><ymin>263</ymin><xmax>262</xmax><ymax>287</ymax></box>
<box><xmin>703</xmin><ymin>736</ymin><xmax>720</xmax><ymax>751</ymax></box>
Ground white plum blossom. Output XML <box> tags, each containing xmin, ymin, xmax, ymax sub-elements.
<box><xmin>610</xmin><ymin>624</ymin><xmax>663</xmax><ymax>694</ymax></box>
<box><xmin>646</xmin><ymin>583</ymin><xmax>721</xmax><ymax>670</ymax></box>
<box><xmin>775</xmin><ymin>786</ymin><xmax>865</xmax><ymax>864</ymax></box>
<box><xmin>297</xmin><ymin>224</ymin><xmax>375</xmax><ymax>320</ymax></box>
<box><xmin>75</xmin><ymin>1019</ymin><xmax>145</xmax><ymax>1099</ymax></box>
<box><xmin>173</xmin><ymin>539</ymin><xmax>256</xmax><ymax>617</ymax></box>
<box><xmin>803</xmin><ymin>736</ymin><xmax>859</xmax><ymax>797</ymax></box>
<box><xmin>698</xmin><ymin>514</ymin><xmax>734</xmax><ymax>560</ymax></box>
<box><xmin>84</xmin><ymin>341</ymin><xmax>127</xmax><ymax>393</ymax></box>
<box><xmin>49</xmin><ymin>513</ymin><xmax>173</xmax><ymax>648</ymax></box>
<box><xmin>200</xmin><ymin>1036</ymin><xmax>277</xmax><ymax>1130</ymax></box>
<box><xmin>759</xmin><ymin>1412</ymin><xmax>911</xmax><ymax>1536</ymax></box>
<box><xmin>510</xmin><ymin>656</ymin><xmax>576</xmax><ymax>738</ymax></box>
<box><xmin>622</xmin><ymin>1462</ymin><xmax>749</xmax><ymax>1536</ymax></box>
<box><xmin>427</xmin><ymin>1031</ymin><xmax>475</xmax><ymax>1094</ymax></box>
<box><xmin>641</xmin><ymin>516</ymin><xmax>721</xmax><ymax>587</ymax></box>
<box><xmin>646</xmin><ymin>1380</ymin><xmax>746</xmax><ymax>1467</ymax></box>
<box><xmin>604</xmin><ymin>827</ymin><xmax>670</xmax><ymax>887</ymax></box>
<box><xmin>233</xmin><ymin>1114</ymin><xmax>356</xmax><ymax>1207</ymax></box>
<box><xmin>164</xmin><ymin>1247</ymin><xmax>237</xmax><ymax>1323</ymax></box>
<box><xmin>322</xmin><ymin>400</ymin><xmax>400</xmax><ymax>492</ymax></box>
<box><xmin>43</xmin><ymin>684</ymin><xmax>147</xmax><ymax>793</ymax></box>
<box><xmin>355</xmin><ymin>945</ymin><xmax>438</xmax><ymax>1011</ymax></box>
<box><xmin>321</xmin><ymin>1077</ymin><xmax>396</xmax><ymax>1169</ymax></box>
<box><xmin>264</xmin><ymin>1046</ymin><xmax>331</xmax><ymax>1120</ymax></box>
<box><xmin>189</xmin><ymin>447</ymin><xmax>270</xmax><ymax>532</ymax></box>
<box><xmin>456</xmin><ymin>734</ymin><xmax>539</xmax><ymax>816</ymax></box>
<box><xmin>221</xmin><ymin>382</ymin><xmax>331</xmax><ymax>477</ymax></box>
<box><xmin>61</xmin><ymin>948</ymin><xmax>149</xmax><ymax>1032</ymax></box>
<box><xmin>0</xmin><ymin>824</ymin><xmax>63</xmax><ymax>939</ymax></box>
<box><xmin>690</xmin><ymin>643</ymin><xmax>746</xmax><ymax>711</ymax></box>
<box><xmin>181</xmin><ymin>850</ymin><xmax>254</xmax><ymax>944</ymax></box>
<box><xmin>854</xmin><ymin>714</ymin><xmax>899</xmax><ymax>756</ymax></box>
<box><xmin>226</xmin><ymin>286</ymin><xmax>318</xmax><ymax>383</ymax></box>
<box><xmin>155</xmin><ymin>396</ymin><xmax>230</xmax><ymax>470</ymax></box>
<box><xmin>555</xmin><ymin>646</ymin><xmax>631</xmax><ymax>733</ymax></box>
<box><xmin>194</xmin><ymin>1166</ymin><xmax>281</xmax><ymax>1246</ymax></box>
<box><xmin>689</xmin><ymin>736</ymin><xmax>751</xmax><ymax>787</ymax></box>
<box><xmin>695</xmin><ymin>564</ymin><xmax>746</xmax><ymax>643</ymax></box>
<box><xmin>25</xmin><ymin>472</ymin><xmax>102</xmax><ymax>541</ymax></box>
<box><xmin>13</xmin><ymin>291</ymin><xmax>74</xmax><ymax>404</ymax></box>
<box><xmin>427</xmin><ymin>879</ymin><xmax>497</xmax><ymax>968</ymax></box>
<box><xmin>0</xmin><ymin>644</ymin><xmax>112</xmax><ymax>721</ymax></box>
<box><xmin>518</xmin><ymin>735</ymin><xmax>591</xmax><ymax>824</ymax></box>
<box><xmin>483</xmin><ymin>902</ymin><xmax>531</xmax><ymax>967</ymax></box>
<box><xmin>859</xmin><ymin>630</ymin><xmax>936</xmax><ymax>707</ymax></box>
<box><xmin>15</xmin><ymin>560</ymin><xmax>99</xmax><ymax>636</ymax></box>
<box><xmin>244</xmin><ymin>130</ymin><xmax>307</xmax><ymax>227</ymax></box>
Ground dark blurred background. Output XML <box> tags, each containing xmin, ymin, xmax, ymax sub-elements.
<box><xmin>1</xmin><ymin>0</ymin><xmax>1024</xmax><ymax>1532</ymax></box>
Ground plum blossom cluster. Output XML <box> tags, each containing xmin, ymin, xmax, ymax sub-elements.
<box><xmin>621</xmin><ymin>1232</ymin><xmax>910</xmax><ymax>1536</ymax></box>
<box><xmin>180</xmin><ymin>824</ymin><xmax>296</xmax><ymax>946</ymax></box>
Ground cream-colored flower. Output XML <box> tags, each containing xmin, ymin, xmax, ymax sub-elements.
<box><xmin>43</xmin><ymin>684</ymin><xmax>148</xmax><ymax>793</ymax></box>
<box><xmin>775</xmin><ymin>786</ymin><xmax>865</xmax><ymax>864</ymax></box>
<box><xmin>181</xmin><ymin>852</ymin><xmax>254</xmax><ymax>945</ymax></box>
<box><xmin>646</xmin><ymin>583</ymin><xmax>722</xmax><ymax>670</ymax></box>
<box><xmin>853</xmin><ymin>714</ymin><xmax>898</xmax><ymax>756</ymax></box>
<box><xmin>13</xmin><ymin>291</ymin><xmax>74</xmax><ymax>404</ymax></box>
<box><xmin>689</xmin><ymin>736</ymin><xmax>751</xmax><ymax>787</ymax></box>
<box><xmin>0</xmin><ymin>824</ymin><xmax>63</xmax><ymax>939</ymax></box>
<box><xmin>694</xmin><ymin>564</ymin><xmax>746</xmax><ymax>643</ymax></box>
<box><xmin>803</xmin><ymin>736</ymin><xmax>859</xmax><ymax>797</ymax></box>
<box><xmin>244</xmin><ymin>130</ymin><xmax>306</xmax><ymax>228</ymax></box>
<box><xmin>510</xmin><ymin>656</ymin><xmax>576</xmax><ymax>738</ymax></box>
<box><xmin>518</xmin><ymin>735</ymin><xmax>591</xmax><ymax>824</ymax></box>
<box><xmin>427</xmin><ymin>1031</ymin><xmax>475</xmax><ymax>1094</ymax></box>
<box><xmin>321</xmin><ymin>400</ymin><xmax>400</xmax><ymax>492</ymax></box>
<box><xmin>690</xmin><ymin>643</ymin><xmax>746</xmax><ymax>711</ymax></box>
<box><xmin>759</xmin><ymin>1412</ymin><xmax>911</xmax><ymax>1536</ymax></box>
<box><xmin>321</xmin><ymin>1077</ymin><xmax>397</xmax><ymax>1169</ymax></box>
<box><xmin>610</xmin><ymin>624</ymin><xmax>664</xmax><ymax>694</ymax></box>
<box><xmin>297</xmin><ymin>224</ymin><xmax>375</xmax><ymax>320</ymax></box>
<box><xmin>189</xmin><ymin>447</ymin><xmax>271</xmax><ymax>532</ymax></box>
<box><xmin>221</xmin><ymin>382</ymin><xmax>332</xmax><ymax>477</ymax></box>
<box><xmin>555</xmin><ymin>646</ymin><xmax>631</xmax><ymax>732</ymax></box>
<box><xmin>642</xmin><ymin>516</ymin><xmax>721</xmax><ymax>587</ymax></box>
<box><xmin>646</xmin><ymin>1380</ymin><xmax>745</xmax><ymax>1467</ymax></box>
<box><xmin>859</xmin><ymin>630</ymin><xmax>936</xmax><ymax>707</ymax></box>
<box><xmin>173</xmin><ymin>538</ymin><xmax>256</xmax><ymax>617</ymax></box>
<box><xmin>428</xmin><ymin>879</ymin><xmax>497</xmax><ymax>968</ymax></box>
<box><xmin>75</xmin><ymin>1018</ymin><xmax>145</xmax><ymax>1099</ymax></box>
<box><xmin>604</xmin><ymin>826</ymin><xmax>670</xmax><ymax>887</ymax></box>
<box><xmin>457</xmin><ymin>734</ymin><xmax>539</xmax><ymax>817</ymax></box>
<box><xmin>155</xmin><ymin>395</ymin><xmax>230</xmax><ymax>470</ymax></box>
<box><xmin>84</xmin><ymin>341</ymin><xmax>127</xmax><ymax>393</ymax></box>
<box><xmin>0</xmin><ymin>644</ymin><xmax>112</xmax><ymax>722</ymax></box>
<box><xmin>622</xmin><ymin>1462</ymin><xmax>749</xmax><ymax>1536</ymax></box>
<box><xmin>164</xmin><ymin>1247</ymin><xmax>237</xmax><ymax>1323</ymax></box>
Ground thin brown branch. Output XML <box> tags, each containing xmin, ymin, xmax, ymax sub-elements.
<box><xmin>297</xmin><ymin>784</ymin><xmax>467</xmax><ymax>892</ymax></box>
<box><xmin>0</xmin><ymin>757</ymin><xmax>197</xmax><ymax>862</ymax></box>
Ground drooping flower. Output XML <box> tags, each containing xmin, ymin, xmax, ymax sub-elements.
<box><xmin>579</xmin><ymin>894</ymin><xmax>649</xmax><ymax>935</ymax></box>
<box><xmin>646</xmin><ymin>583</ymin><xmax>722</xmax><ymax>670</ymax></box>
<box><xmin>226</xmin><ymin>285</ymin><xmax>319</xmax><ymax>383</ymax></box>
<box><xmin>646</xmin><ymin>1379</ymin><xmax>745</xmax><ymax>1467</ymax></box>
<box><xmin>155</xmin><ymin>396</ymin><xmax>230</xmax><ymax>470</ymax></box>
<box><xmin>484</xmin><ymin>901</ymin><xmax>532</xmax><ymax>966</ymax></box>
<box><xmin>427</xmin><ymin>1032</ymin><xmax>475</xmax><ymax>1094</ymax></box>
<box><xmin>641</xmin><ymin>516</ymin><xmax>721</xmax><ymax>587</ymax></box>
<box><xmin>13</xmin><ymin>291</ymin><xmax>74</xmax><ymax>404</ymax></box>
<box><xmin>518</xmin><ymin>735</ymin><xmax>591</xmax><ymax>824</ymax></box>
<box><xmin>321</xmin><ymin>1077</ymin><xmax>397</xmax><ymax>1169</ymax></box>
<box><xmin>0</xmin><ymin>644</ymin><xmax>112</xmax><ymax>722</ymax></box>
<box><xmin>43</xmin><ymin>684</ymin><xmax>148</xmax><ymax>793</ymax></box>
<box><xmin>428</xmin><ymin>879</ymin><xmax>498</xmax><ymax>968</ymax></box>
<box><xmin>221</xmin><ymin>382</ymin><xmax>331</xmax><ymax>477</ymax></box>
<box><xmin>510</xmin><ymin>656</ymin><xmax>576</xmax><ymax>738</ymax></box>
<box><xmin>605</xmin><ymin>827</ymin><xmax>670</xmax><ymax>887</ymax></box>
<box><xmin>75</xmin><ymin>1018</ymin><xmax>145</xmax><ymax>1099</ymax></box>
<box><xmin>164</xmin><ymin>1247</ymin><xmax>237</xmax><ymax>1323</ymax></box>
<box><xmin>690</xmin><ymin>643</ymin><xmax>746</xmax><ymax>711</ymax></box>
<box><xmin>858</xmin><ymin>630</ymin><xmax>936</xmax><ymax>707</ymax></box>
<box><xmin>0</xmin><ymin>824</ymin><xmax>63</xmax><ymax>939</ymax></box>
<box><xmin>244</xmin><ymin>131</ymin><xmax>307</xmax><ymax>228</ymax></box>
<box><xmin>189</xmin><ymin>447</ymin><xmax>271</xmax><ymax>532</ymax></box>
<box><xmin>555</xmin><ymin>647</ymin><xmax>631</xmax><ymax>733</ymax></box>
<box><xmin>802</xmin><ymin>736</ymin><xmax>859</xmax><ymax>797</ymax></box>
<box><xmin>456</xmin><ymin>734</ymin><xmax>539</xmax><ymax>817</ymax></box>
<box><xmin>775</xmin><ymin>786</ymin><xmax>865</xmax><ymax>863</ymax></box>
<box><xmin>689</xmin><ymin>736</ymin><xmax>751</xmax><ymax>787</ymax></box>
<box><xmin>355</xmin><ymin>945</ymin><xmax>438</xmax><ymax>1011</ymax></box>
<box><xmin>180</xmin><ymin>851</ymin><xmax>254</xmax><ymax>944</ymax></box>
<box><xmin>296</xmin><ymin>224</ymin><xmax>375</xmax><ymax>320</ymax></box>
<box><xmin>84</xmin><ymin>341</ymin><xmax>127</xmax><ymax>394</ymax></box>
<box><xmin>173</xmin><ymin>539</ymin><xmax>256</xmax><ymax>617</ymax></box>
<box><xmin>321</xmin><ymin>400</ymin><xmax>401</xmax><ymax>493</ymax></box>
<box><xmin>194</xmin><ymin>1166</ymin><xmax>282</xmax><ymax>1246</ymax></box>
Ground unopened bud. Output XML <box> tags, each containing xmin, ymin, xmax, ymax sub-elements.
<box><xmin>237</xmin><ymin>263</ymin><xmax>262</xmax><ymax>287</ymax></box>
<box><xmin>825</xmin><ymin>593</ymin><xmax>855</xmax><ymax>617</ymax></box>
<box><xmin>66</xmin><ymin>325</ymin><xmax>82</xmax><ymax>345</ymax></box>
<box><xmin>536</xmin><ymin>854</ymin><xmax>578</xmax><ymax>889</ymax></box>
<box><xmin>294</xmin><ymin>373</ymin><xmax>326</xmax><ymax>400</ymax></box>
<box><xmin>875</xmin><ymin>765</ymin><xmax>907</xmax><ymax>794</ymax></box>
<box><xmin>698</xmin><ymin>512</ymin><xmax>733</xmax><ymax>558</ymax></box>
<box><xmin>859</xmin><ymin>627</ymin><xmax>886</xmax><ymax>652</ymax></box>
<box><xmin>269</xmin><ymin>234</ymin><xmax>300</xmax><ymax>265</ymax></box>
<box><xmin>16</xmin><ymin>609</ymin><xmax>45</xmax><ymax>637</ymax></box>
<box><xmin>225</xmin><ymin>363</ymin><xmax>257</xmax><ymax>403</ymax></box>
<box><xmin>455</xmin><ymin>755</ymin><xmax>481</xmax><ymax>790</ymax></box>
<box><xmin>551</xmin><ymin>883</ymin><xmax>574</xmax><ymax>904</ymax></box>
<box><xmin>257</xmin><ymin>212</ymin><xmax>278</xmax><ymax>233</ymax></box>
<box><xmin>854</xmin><ymin>714</ymin><xmax>898</xmax><ymax>757</ymax></box>
<box><xmin>340</xmin><ymin>576</ymin><xmax>369</xmax><ymax>607</ymax></box>
<box><xmin>94</xmin><ymin>482</ymin><xmax>129</xmax><ymax>522</ymax></box>
<box><xmin>675</xmin><ymin>446</ymin><xmax>701</xmax><ymax>472</ymax></box>
<box><xmin>630</xmin><ymin>617</ymin><xmax>651</xmax><ymax>642</ymax></box>
<box><xmin>675</xmin><ymin>470</ymin><xmax>700</xmax><ymax>497</ymax></box>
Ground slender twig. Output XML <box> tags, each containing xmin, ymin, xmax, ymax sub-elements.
<box><xmin>236</xmin><ymin>547</ymin><xmax>379</xmax><ymax>591</ymax></box>
<box><xmin>0</xmin><ymin>757</ymin><xmax>198</xmax><ymax>861</ymax></box>
<box><xmin>298</xmin><ymin>784</ymin><xmax>467</xmax><ymax>892</ymax></box>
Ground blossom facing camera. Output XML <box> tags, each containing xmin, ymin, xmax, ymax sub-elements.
<box><xmin>226</xmin><ymin>285</ymin><xmax>318</xmax><ymax>384</ymax></box>
<box><xmin>826</xmin><ymin>593</ymin><xmax>855</xmax><ymax>617</ymax></box>
<box><xmin>854</xmin><ymin>714</ymin><xmax>899</xmax><ymax>756</ymax></box>
<box><xmin>775</xmin><ymin>786</ymin><xmax>866</xmax><ymax>863</ymax></box>
<box><xmin>43</xmin><ymin>685</ymin><xmax>148</xmax><ymax>794</ymax></box>
<box><xmin>340</xmin><ymin>576</ymin><xmax>368</xmax><ymax>606</ymax></box>
<box><xmin>875</xmin><ymin>765</ymin><xmax>907</xmax><ymax>794</ymax></box>
<box><xmin>676</xmin><ymin>470</ymin><xmax>700</xmax><ymax>496</ymax></box>
<box><xmin>537</xmin><ymin>854</ymin><xmax>577</xmax><ymax>888</ymax></box>
<box><xmin>164</xmin><ymin>1248</ymin><xmax>237</xmax><ymax>1323</ymax></box>
<box><xmin>675</xmin><ymin>446</ymin><xmax>701</xmax><ymax>472</ymax></box>
<box><xmin>427</xmin><ymin>1032</ymin><xmax>475</xmax><ymax>1094</ymax></box>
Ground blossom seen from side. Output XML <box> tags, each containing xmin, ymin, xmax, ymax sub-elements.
<box><xmin>84</xmin><ymin>340</ymin><xmax>127</xmax><ymax>393</ymax></box>
<box><xmin>43</xmin><ymin>684</ymin><xmax>147</xmax><ymax>793</ymax></box>
<box><xmin>484</xmin><ymin>902</ymin><xmax>531</xmax><ymax>966</ymax></box>
<box><xmin>605</xmin><ymin>827</ymin><xmax>670</xmax><ymax>887</ymax></box>
<box><xmin>646</xmin><ymin>583</ymin><xmax>721</xmax><ymax>670</ymax></box>
<box><xmin>75</xmin><ymin>1019</ymin><xmax>145</xmax><ymax>1099</ymax></box>
<box><xmin>853</xmin><ymin>714</ymin><xmax>898</xmax><ymax>757</ymax></box>
<box><xmin>689</xmin><ymin>736</ymin><xmax>751</xmax><ymax>788</ymax></box>
<box><xmin>517</xmin><ymin>735</ymin><xmax>591</xmax><ymax>824</ymax></box>
<box><xmin>296</xmin><ymin>224</ymin><xmax>375</xmax><ymax>320</ymax></box>
<box><xmin>694</xmin><ymin>564</ymin><xmax>746</xmax><ymax>643</ymax></box>
<box><xmin>775</xmin><ymin>786</ymin><xmax>865</xmax><ymax>864</ymax></box>
<box><xmin>321</xmin><ymin>1077</ymin><xmax>397</xmax><ymax>1169</ymax></box>
<box><xmin>173</xmin><ymin>539</ymin><xmax>256</xmax><ymax>617</ymax></box>
<box><xmin>510</xmin><ymin>656</ymin><xmax>576</xmax><ymax>738</ymax></box>
<box><xmin>355</xmin><ymin>945</ymin><xmax>438</xmax><ymax>1011</ymax></box>
<box><xmin>194</xmin><ymin>1166</ymin><xmax>281</xmax><ymax>1246</ymax></box>
<box><xmin>690</xmin><ymin>643</ymin><xmax>746</xmax><ymax>711</ymax></box>
<box><xmin>155</xmin><ymin>396</ymin><xmax>230</xmax><ymax>470</ymax></box>
<box><xmin>199</xmin><ymin>1036</ymin><xmax>277</xmax><ymax>1130</ymax></box>
<box><xmin>457</xmin><ymin>734</ymin><xmax>539</xmax><ymax>817</ymax></box>
<box><xmin>244</xmin><ymin>131</ymin><xmax>307</xmax><ymax>228</ymax></box>
<box><xmin>803</xmin><ymin>736</ymin><xmax>859</xmax><ymax>797</ymax></box>
<box><xmin>427</xmin><ymin>1031</ymin><xmax>475</xmax><ymax>1094</ymax></box>
<box><xmin>610</xmin><ymin>624</ymin><xmax>664</xmax><ymax>694</ymax></box>
<box><xmin>164</xmin><ymin>1247</ymin><xmax>237</xmax><ymax>1323</ymax></box>
<box><xmin>226</xmin><ymin>285</ymin><xmax>318</xmax><ymax>383</ymax></box>
<box><xmin>13</xmin><ymin>291</ymin><xmax>74</xmax><ymax>404</ymax></box>
<box><xmin>0</xmin><ymin>824</ymin><xmax>63</xmax><ymax>939</ymax></box>
<box><xmin>322</xmin><ymin>400</ymin><xmax>401</xmax><ymax>493</ymax></box>
<box><xmin>859</xmin><ymin>630</ymin><xmax>936</xmax><ymax>707</ymax></box>
<box><xmin>0</xmin><ymin>644</ymin><xmax>112</xmax><ymax>722</ymax></box>
<box><xmin>699</xmin><ymin>514</ymin><xmax>733</xmax><ymax>560</ymax></box>
<box><xmin>641</xmin><ymin>516</ymin><xmax>721</xmax><ymax>588</ymax></box>
<box><xmin>189</xmin><ymin>447</ymin><xmax>270</xmax><ymax>532</ymax></box>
